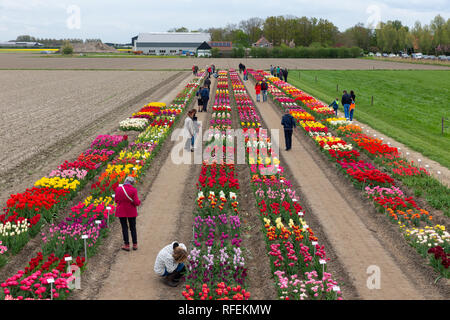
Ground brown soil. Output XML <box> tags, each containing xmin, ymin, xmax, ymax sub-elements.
<box><xmin>242</xmin><ymin>76</ymin><xmax>449</xmax><ymax>300</ymax></box>
<box><xmin>0</xmin><ymin>71</ymin><xmax>184</xmax><ymax>205</ymax></box>
<box><xmin>71</xmin><ymin>42</ymin><xmax>117</xmax><ymax>54</ymax></box>
<box><xmin>1</xmin><ymin>53</ymin><xmax>449</xmax><ymax>70</ymax></box>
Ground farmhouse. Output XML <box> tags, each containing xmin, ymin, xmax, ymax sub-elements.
<box><xmin>133</xmin><ymin>32</ymin><xmax>211</xmax><ymax>56</ymax></box>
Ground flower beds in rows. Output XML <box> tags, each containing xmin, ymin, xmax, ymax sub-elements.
<box><xmin>183</xmin><ymin>70</ymin><xmax>250</xmax><ymax>300</ymax></box>
<box><xmin>231</xmin><ymin>69</ymin><xmax>342</xmax><ymax>300</ymax></box>
<box><xmin>249</xmin><ymin>69</ymin><xmax>449</xmax><ymax>277</ymax></box>
<box><xmin>1</xmin><ymin>72</ymin><xmax>206</xmax><ymax>300</ymax></box>
<box><xmin>1</xmin><ymin>135</ymin><xmax>127</xmax><ymax>259</ymax></box>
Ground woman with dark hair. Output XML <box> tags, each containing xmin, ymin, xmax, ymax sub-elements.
<box><xmin>115</xmin><ymin>176</ymin><xmax>141</xmax><ymax>251</ymax></box>
<box><xmin>154</xmin><ymin>242</ymin><xmax>188</xmax><ymax>287</ymax></box>
<box><xmin>349</xmin><ymin>90</ymin><xmax>356</xmax><ymax>122</ymax></box>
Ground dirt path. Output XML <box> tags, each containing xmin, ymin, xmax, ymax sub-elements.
<box><xmin>90</xmin><ymin>76</ymin><xmax>213</xmax><ymax>300</ymax></box>
<box><xmin>242</xmin><ymin>78</ymin><xmax>447</xmax><ymax>300</ymax></box>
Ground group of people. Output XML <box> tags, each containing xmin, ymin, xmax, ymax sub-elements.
<box><xmin>329</xmin><ymin>90</ymin><xmax>357</xmax><ymax>121</ymax></box>
<box><xmin>254</xmin><ymin>79</ymin><xmax>269</xmax><ymax>102</ymax></box>
<box><xmin>113</xmin><ymin>177</ymin><xmax>189</xmax><ymax>288</ymax></box>
<box><xmin>238</xmin><ymin>63</ymin><xmax>248</xmax><ymax>80</ymax></box>
<box><xmin>271</xmin><ymin>65</ymin><xmax>288</xmax><ymax>82</ymax></box>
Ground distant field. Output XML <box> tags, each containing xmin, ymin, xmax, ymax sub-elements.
<box><xmin>288</xmin><ymin>70</ymin><xmax>450</xmax><ymax>168</ymax></box>
<box><xmin>363</xmin><ymin>56</ymin><xmax>450</xmax><ymax>68</ymax></box>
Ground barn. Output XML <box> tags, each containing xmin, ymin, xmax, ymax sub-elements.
<box><xmin>133</xmin><ymin>32</ymin><xmax>211</xmax><ymax>56</ymax></box>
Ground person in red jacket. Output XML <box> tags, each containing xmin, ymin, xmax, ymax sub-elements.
<box><xmin>255</xmin><ymin>81</ymin><xmax>262</xmax><ymax>102</ymax></box>
<box><xmin>115</xmin><ymin>176</ymin><xmax>141</xmax><ymax>251</ymax></box>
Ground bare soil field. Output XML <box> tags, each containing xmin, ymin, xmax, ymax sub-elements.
<box><xmin>0</xmin><ymin>70</ymin><xmax>187</xmax><ymax>206</ymax></box>
<box><xmin>0</xmin><ymin>53</ymin><xmax>449</xmax><ymax>70</ymax></box>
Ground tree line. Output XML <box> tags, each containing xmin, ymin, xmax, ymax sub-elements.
<box><xmin>12</xmin><ymin>35</ymin><xmax>102</xmax><ymax>47</ymax></box>
<box><xmin>171</xmin><ymin>14</ymin><xmax>449</xmax><ymax>55</ymax></box>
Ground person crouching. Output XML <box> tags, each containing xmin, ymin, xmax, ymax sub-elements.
<box><xmin>154</xmin><ymin>242</ymin><xmax>188</xmax><ymax>287</ymax></box>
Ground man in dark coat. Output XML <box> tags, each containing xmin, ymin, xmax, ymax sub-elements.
<box><xmin>281</xmin><ymin>109</ymin><xmax>296</xmax><ymax>151</ymax></box>
<box><xmin>204</xmin><ymin>77</ymin><xmax>211</xmax><ymax>90</ymax></box>
<box><xmin>283</xmin><ymin>68</ymin><xmax>288</xmax><ymax>82</ymax></box>
<box><xmin>341</xmin><ymin>90</ymin><xmax>352</xmax><ymax>120</ymax></box>
<box><xmin>200</xmin><ymin>85</ymin><xmax>210</xmax><ymax>112</ymax></box>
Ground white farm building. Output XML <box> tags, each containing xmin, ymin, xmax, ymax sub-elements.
<box><xmin>133</xmin><ymin>32</ymin><xmax>211</xmax><ymax>56</ymax></box>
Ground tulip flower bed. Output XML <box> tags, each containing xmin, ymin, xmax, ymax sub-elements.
<box><xmin>1</xmin><ymin>72</ymin><xmax>207</xmax><ymax>299</ymax></box>
<box><xmin>1</xmin><ymin>135</ymin><xmax>127</xmax><ymax>258</ymax></box>
<box><xmin>250</xmin><ymin>69</ymin><xmax>449</xmax><ymax>277</ymax></box>
<box><xmin>231</xmin><ymin>69</ymin><xmax>343</xmax><ymax>300</ymax></box>
<box><xmin>119</xmin><ymin>118</ymin><xmax>149</xmax><ymax>131</ymax></box>
<box><xmin>0</xmin><ymin>241</ymin><xmax>7</xmax><ymax>268</ymax></box>
<box><xmin>184</xmin><ymin>70</ymin><xmax>251</xmax><ymax>300</ymax></box>
<box><xmin>0</xmin><ymin>252</ymin><xmax>85</xmax><ymax>300</ymax></box>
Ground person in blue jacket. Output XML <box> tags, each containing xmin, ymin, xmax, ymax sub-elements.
<box><xmin>328</xmin><ymin>98</ymin><xmax>340</xmax><ymax>116</ymax></box>
<box><xmin>341</xmin><ymin>90</ymin><xmax>352</xmax><ymax>120</ymax></box>
<box><xmin>281</xmin><ymin>109</ymin><xmax>296</xmax><ymax>151</ymax></box>
<box><xmin>200</xmin><ymin>84</ymin><xmax>210</xmax><ymax>112</ymax></box>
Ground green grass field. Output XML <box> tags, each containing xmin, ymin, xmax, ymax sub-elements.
<box><xmin>288</xmin><ymin>70</ymin><xmax>450</xmax><ymax>169</ymax></box>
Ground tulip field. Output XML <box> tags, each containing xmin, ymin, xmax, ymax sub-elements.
<box><xmin>0</xmin><ymin>57</ymin><xmax>448</xmax><ymax>302</ymax></box>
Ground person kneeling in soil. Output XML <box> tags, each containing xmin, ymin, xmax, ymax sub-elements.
<box><xmin>114</xmin><ymin>176</ymin><xmax>141</xmax><ymax>251</ymax></box>
<box><xmin>154</xmin><ymin>242</ymin><xmax>188</xmax><ymax>287</ymax></box>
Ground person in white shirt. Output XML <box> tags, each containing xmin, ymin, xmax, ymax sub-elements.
<box><xmin>154</xmin><ymin>241</ymin><xmax>188</xmax><ymax>287</ymax></box>
<box><xmin>184</xmin><ymin>109</ymin><xmax>196</xmax><ymax>152</ymax></box>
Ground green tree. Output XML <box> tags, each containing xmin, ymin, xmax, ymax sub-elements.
<box><xmin>61</xmin><ymin>40</ymin><xmax>73</xmax><ymax>55</ymax></box>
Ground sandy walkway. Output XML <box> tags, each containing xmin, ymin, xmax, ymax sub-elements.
<box><xmin>95</xmin><ymin>77</ymin><xmax>212</xmax><ymax>300</ymax></box>
<box><xmin>243</xmin><ymin>78</ymin><xmax>428</xmax><ymax>300</ymax></box>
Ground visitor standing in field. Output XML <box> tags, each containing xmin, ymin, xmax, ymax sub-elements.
<box><xmin>184</xmin><ymin>109</ymin><xmax>196</xmax><ymax>152</ymax></box>
<box><xmin>255</xmin><ymin>81</ymin><xmax>262</xmax><ymax>102</ymax></box>
<box><xmin>276</xmin><ymin>66</ymin><xmax>280</xmax><ymax>78</ymax></box>
<box><xmin>349</xmin><ymin>90</ymin><xmax>356</xmax><ymax>121</ymax></box>
<box><xmin>192</xmin><ymin>65</ymin><xmax>196</xmax><ymax>75</ymax></box>
<box><xmin>196</xmin><ymin>88</ymin><xmax>203</xmax><ymax>112</ymax></box>
<box><xmin>207</xmin><ymin>66</ymin><xmax>212</xmax><ymax>78</ymax></box>
<box><xmin>115</xmin><ymin>176</ymin><xmax>141</xmax><ymax>251</ymax></box>
<box><xmin>239</xmin><ymin>63</ymin><xmax>243</xmax><ymax>74</ymax></box>
<box><xmin>243</xmin><ymin>68</ymin><xmax>248</xmax><ymax>81</ymax></box>
<box><xmin>200</xmin><ymin>84</ymin><xmax>210</xmax><ymax>112</ymax></box>
<box><xmin>341</xmin><ymin>90</ymin><xmax>352</xmax><ymax>121</ymax></box>
<box><xmin>204</xmin><ymin>77</ymin><xmax>211</xmax><ymax>90</ymax></box>
<box><xmin>270</xmin><ymin>65</ymin><xmax>274</xmax><ymax>76</ymax></box>
<box><xmin>261</xmin><ymin>79</ymin><xmax>268</xmax><ymax>102</ymax></box>
<box><xmin>328</xmin><ymin>98</ymin><xmax>340</xmax><ymax>116</ymax></box>
<box><xmin>154</xmin><ymin>242</ymin><xmax>188</xmax><ymax>287</ymax></box>
<box><xmin>283</xmin><ymin>68</ymin><xmax>288</xmax><ymax>82</ymax></box>
<box><xmin>281</xmin><ymin>109</ymin><xmax>296</xmax><ymax>151</ymax></box>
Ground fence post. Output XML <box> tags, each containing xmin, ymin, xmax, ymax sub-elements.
<box><xmin>371</xmin><ymin>96</ymin><xmax>374</xmax><ymax>106</ymax></box>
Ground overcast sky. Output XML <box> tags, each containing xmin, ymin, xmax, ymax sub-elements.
<box><xmin>0</xmin><ymin>0</ymin><xmax>448</xmax><ymax>43</ymax></box>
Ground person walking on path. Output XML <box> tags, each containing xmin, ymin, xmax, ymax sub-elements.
<box><xmin>341</xmin><ymin>90</ymin><xmax>352</xmax><ymax>121</ymax></box>
<box><xmin>212</xmin><ymin>64</ymin><xmax>216</xmax><ymax>74</ymax></box>
<box><xmin>192</xmin><ymin>110</ymin><xmax>199</xmax><ymax>150</ymax></box>
<box><xmin>276</xmin><ymin>66</ymin><xmax>280</xmax><ymax>78</ymax></box>
<box><xmin>200</xmin><ymin>84</ymin><xmax>210</xmax><ymax>112</ymax></box>
<box><xmin>192</xmin><ymin>65</ymin><xmax>196</xmax><ymax>75</ymax></box>
<box><xmin>281</xmin><ymin>109</ymin><xmax>296</xmax><ymax>151</ymax></box>
<box><xmin>261</xmin><ymin>79</ymin><xmax>268</xmax><ymax>102</ymax></box>
<box><xmin>184</xmin><ymin>109</ymin><xmax>196</xmax><ymax>152</ymax></box>
<box><xmin>283</xmin><ymin>68</ymin><xmax>288</xmax><ymax>82</ymax></box>
<box><xmin>207</xmin><ymin>65</ymin><xmax>212</xmax><ymax>78</ymax></box>
<box><xmin>154</xmin><ymin>242</ymin><xmax>188</xmax><ymax>287</ymax></box>
<box><xmin>204</xmin><ymin>77</ymin><xmax>211</xmax><ymax>90</ymax></box>
<box><xmin>349</xmin><ymin>90</ymin><xmax>356</xmax><ymax>122</ymax></box>
<box><xmin>328</xmin><ymin>98</ymin><xmax>340</xmax><ymax>116</ymax></box>
<box><xmin>114</xmin><ymin>176</ymin><xmax>141</xmax><ymax>251</ymax></box>
<box><xmin>239</xmin><ymin>63</ymin><xmax>243</xmax><ymax>74</ymax></box>
<box><xmin>255</xmin><ymin>81</ymin><xmax>262</xmax><ymax>102</ymax></box>
<box><xmin>196</xmin><ymin>88</ymin><xmax>203</xmax><ymax>112</ymax></box>
<box><xmin>243</xmin><ymin>68</ymin><xmax>248</xmax><ymax>81</ymax></box>
<box><xmin>270</xmin><ymin>65</ymin><xmax>274</xmax><ymax>76</ymax></box>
